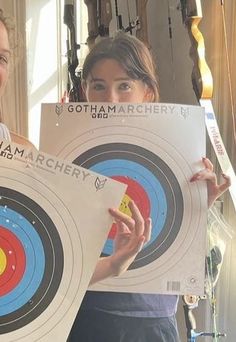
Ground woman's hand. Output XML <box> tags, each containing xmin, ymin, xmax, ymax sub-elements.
<box><xmin>190</xmin><ymin>157</ymin><xmax>231</xmax><ymax>208</ymax></box>
<box><xmin>89</xmin><ymin>201</ymin><xmax>151</xmax><ymax>286</ymax></box>
<box><xmin>109</xmin><ymin>200</ymin><xmax>152</xmax><ymax>276</ymax></box>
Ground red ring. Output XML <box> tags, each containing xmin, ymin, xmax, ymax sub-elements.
<box><xmin>0</xmin><ymin>226</ymin><xmax>26</xmax><ymax>296</ymax></box>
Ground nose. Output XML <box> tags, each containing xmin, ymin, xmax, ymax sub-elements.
<box><xmin>104</xmin><ymin>88</ymin><xmax>119</xmax><ymax>103</ymax></box>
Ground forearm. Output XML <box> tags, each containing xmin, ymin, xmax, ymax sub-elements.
<box><xmin>89</xmin><ymin>256</ymin><xmax>117</xmax><ymax>286</ymax></box>
<box><xmin>89</xmin><ymin>251</ymin><xmax>139</xmax><ymax>286</ymax></box>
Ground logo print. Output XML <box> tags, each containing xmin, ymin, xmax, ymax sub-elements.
<box><xmin>95</xmin><ymin>177</ymin><xmax>107</xmax><ymax>191</ymax></box>
<box><xmin>55</xmin><ymin>104</ymin><xmax>63</xmax><ymax>117</ymax></box>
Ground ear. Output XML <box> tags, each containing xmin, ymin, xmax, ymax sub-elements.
<box><xmin>143</xmin><ymin>86</ymin><xmax>154</xmax><ymax>102</ymax></box>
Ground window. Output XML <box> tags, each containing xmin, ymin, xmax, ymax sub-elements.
<box><xmin>26</xmin><ymin>0</ymin><xmax>88</xmax><ymax>147</ymax></box>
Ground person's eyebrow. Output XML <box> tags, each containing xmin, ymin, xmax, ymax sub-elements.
<box><xmin>90</xmin><ymin>77</ymin><xmax>133</xmax><ymax>82</ymax></box>
<box><xmin>0</xmin><ymin>48</ymin><xmax>11</xmax><ymax>56</ymax></box>
<box><xmin>114</xmin><ymin>77</ymin><xmax>133</xmax><ymax>81</ymax></box>
<box><xmin>89</xmin><ymin>77</ymin><xmax>105</xmax><ymax>83</ymax></box>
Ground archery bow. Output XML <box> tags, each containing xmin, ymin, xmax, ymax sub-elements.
<box><xmin>84</xmin><ymin>0</ymin><xmax>99</xmax><ymax>49</ymax></box>
<box><xmin>64</xmin><ymin>0</ymin><xmax>85</xmax><ymax>101</ymax></box>
<box><xmin>114</xmin><ymin>0</ymin><xmax>139</xmax><ymax>35</ymax></box>
<box><xmin>135</xmin><ymin>0</ymin><xmax>150</xmax><ymax>48</ymax></box>
<box><xmin>181</xmin><ymin>0</ymin><xmax>235</xmax><ymax>339</ymax></box>
<box><xmin>98</xmin><ymin>0</ymin><xmax>112</xmax><ymax>37</ymax></box>
<box><xmin>85</xmin><ymin>1</ymin><xmax>146</xmax><ymax>46</ymax></box>
<box><xmin>181</xmin><ymin>0</ymin><xmax>236</xmax><ymax>211</ymax></box>
<box><xmin>114</xmin><ymin>0</ymin><xmax>123</xmax><ymax>31</ymax></box>
<box><xmin>84</xmin><ymin>0</ymin><xmax>112</xmax><ymax>49</ymax></box>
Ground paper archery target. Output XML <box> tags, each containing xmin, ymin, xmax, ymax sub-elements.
<box><xmin>54</xmin><ymin>123</ymin><xmax>204</xmax><ymax>290</ymax></box>
<box><xmin>40</xmin><ymin>103</ymin><xmax>206</xmax><ymax>294</ymax></box>
<box><xmin>0</xmin><ymin>186</ymin><xmax>64</xmax><ymax>334</ymax></box>
<box><xmin>0</xmin><ymin>166</ymin><xmax>84</xmax><ymax>340</ymax></box>
<box><xmin>72</xmin><ymin>142</ymin><xmax>184</xmax><ymax>270</ymax></box>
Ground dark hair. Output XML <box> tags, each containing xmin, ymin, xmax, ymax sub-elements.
<box><xmin>82</xmin><ymin>33</ymin><xmax>159</xmax><ymax>102</ymax></box>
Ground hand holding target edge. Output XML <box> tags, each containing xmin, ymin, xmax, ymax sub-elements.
<box><xmin>108</xmin><ymin>200</ymin><xmax>152</xmax><ymax>276</ymax></box>
<box><xmin>190</xmin><ymin>157</ymin><xmax>231</xmax><ymax>208</ymax></box>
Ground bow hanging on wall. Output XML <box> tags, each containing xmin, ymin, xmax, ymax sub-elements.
<box><xmin>84</xmin><ymin>0</ymin><xmax>150</xmax><ymax>49</ymax></box>
<box><xmin>180</xmin><ymin>0</ymin><xmax>235</xmax><ymax>340</ymax></box>
<box><xmin>64</xmin><ymin>0</ymin><xmax>85</xmax><ymax>101</ymax></box>
<box><xmin>181</xmin><ymin>0</ymin><xmax>236</xmax><ymax>211</ymax></box>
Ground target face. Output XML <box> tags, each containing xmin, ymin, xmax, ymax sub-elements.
<box><xmin>0</xmin><ymin>143</ymin><xmax>127</xmax><ymax>340</ymax></box>
<box><xmin>40</xmin><ymin>102</ymin><xmax>207</xmax><ymax>295</ymax></box>
<box><xmin>0</xmin><ymin>165</ymin><xmax>87</xmax><ymax>340</ymax></box>
<box><xmin>0</xmin><ymin>187</ymin><xmax>63</xmax><ymax>334</ymax></box>
<box><xmin>73</xmin><ymin>143</ymin><xmax>183</xmax><ymax>269</ymax></box>
<box><xmin>55</xmin><ymin>123</ymin><xmax>202</xmax><ymax>283</ymax></box>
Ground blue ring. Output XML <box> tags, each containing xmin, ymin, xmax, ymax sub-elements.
<box><xmin>0</xmin><ymin>206</ymin><xmax>45</xmax><ymax>315</ymax></box>
<box><xmin>91</xmin><ymin>159</ymin><xmax>167</xmax><ymax>255</ymax></box>
<box><xmin>73</xmin><ymin>142</ymin><xmax>183</xmax><ymax>269</ymax></box>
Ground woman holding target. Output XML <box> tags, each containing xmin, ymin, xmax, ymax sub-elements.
<box><xmin>68</xmin><ymin>33</ymin><xmax>231</xmax><ymax>342</ymax></box>
<box><xmin>0</xmin><ymin>7</ymin><xmax>151</xmax><ymax>305</ymax></box>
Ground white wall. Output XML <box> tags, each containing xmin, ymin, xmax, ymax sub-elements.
<box><xmin>26</xmin><ymin>0</ymin><xmax>62</xmax><ymax>147</ymax></box>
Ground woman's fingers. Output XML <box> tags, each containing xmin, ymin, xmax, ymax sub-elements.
<box><xmin>109</xmin><ymin>207</ymin><xmax>134</xmax><ymax>228</ymax></box>
<box><xmin>190</xmin><ymin>168</ymin><xmax>217</xmax><ymax>183</ymax></box>
<box><xmin>143</xmin><ymin>217</ymin><xmax>152</xmax><ymax>242</ymax></box>
<box><xmin>109</xmin><ymin>200</ymin><xmax>152</xmax><ymax>243</ymax></box>
<box><xmin>202</xmin><ymin>157</ymin><xmax>214</xmax><ymax>171</ymax></box>
<box><xmin>131</xmin><ymin>236</ymin><xmax>145</xmax><ymax>254</ymax></box>
<box><xmin>108</xmin><ymin>200</ymin><xmax>153</xmax><ymax>275</ymax></box>
<box><xmin>128</xmin><ymin>200</ymin><xmax>145</xmax><ymax>236</ymax></box>
<box><xmin>109</xmin><ymin>200</ymin><xmax>144</xmax><ymax>233</ymax></box>
<box><xmin>115</xmin><ymin>220</ymin><xmax>130</xmax><ymax>234</ymax></box>
<box><xmin>220</xmin><ymin>173</ymin><xmax>231</xmax><ymax>190</ymax></box>
<box><xmin>190</xmin><ymin>157</ymin><xmax>231</xmax><ymax>207</ymax></box>
<box><xmin>190</xmin><ymin>157</ymin><xmax>216</xmax><ymax>182</ymax></box>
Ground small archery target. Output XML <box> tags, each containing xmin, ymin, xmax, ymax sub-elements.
<box><xmin>0</xmin><ymin>168</ymin><xmax>83</xmax><ymax>339</ymax></box>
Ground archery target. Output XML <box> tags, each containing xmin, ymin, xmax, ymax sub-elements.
<box><xmin>0</xmin><ymin>167</ymin><xmax>83</xmax><ymax>339</ymax></box>
<box><xmin>55</xmin><ymin>125</ymin><xmax>203</xmax><ymax>287</ymax></box>
<box><xmin>73</xmin><ymin>142</ymin><xmax>183</xmax><ymax>269</ymax></box>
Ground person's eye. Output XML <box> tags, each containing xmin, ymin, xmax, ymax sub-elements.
<box><xmin>92</xmin><ymin>83</ymin><xmax>105</xmax><ymax>91</ymax></box>
<box><xmin>0</xmin><ymin>55</ymin><xmax>9</xmax><ymax>65</ymax></box>
<box><xmin>118</xmin><ymin>82</ymin><xmax>131</xmax><ymax>91</ymax></box>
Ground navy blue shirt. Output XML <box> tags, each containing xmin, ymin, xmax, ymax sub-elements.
<box><xmin>80</xmin><ymin>291</ymin><xmax>178</xmax><ymax>318</ymax></box>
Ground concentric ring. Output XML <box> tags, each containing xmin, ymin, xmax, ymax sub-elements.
<box><xmin>73</xmin><ymin>142</ymin><xmax>183</xmax><ymax>269</ymax></box>
<box><xmin>0</xmin><ymin>187</ymin><xmax>64</xmax><ymax>334</ymax></box>
<box><xmin>0</xmin><ymin>226</ymin><xmax>26</xmax><ymax>297</ymax></box>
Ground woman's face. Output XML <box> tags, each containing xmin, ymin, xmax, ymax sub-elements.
<box><xmin>83</xmin><ymin>58</ymin><xmax>153</xmax><ymax>103</ymax></box>
<box><xmin>0</xmin><ymin>21</ymin><xmax>10</xmax><ymax>98</ymax></box>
